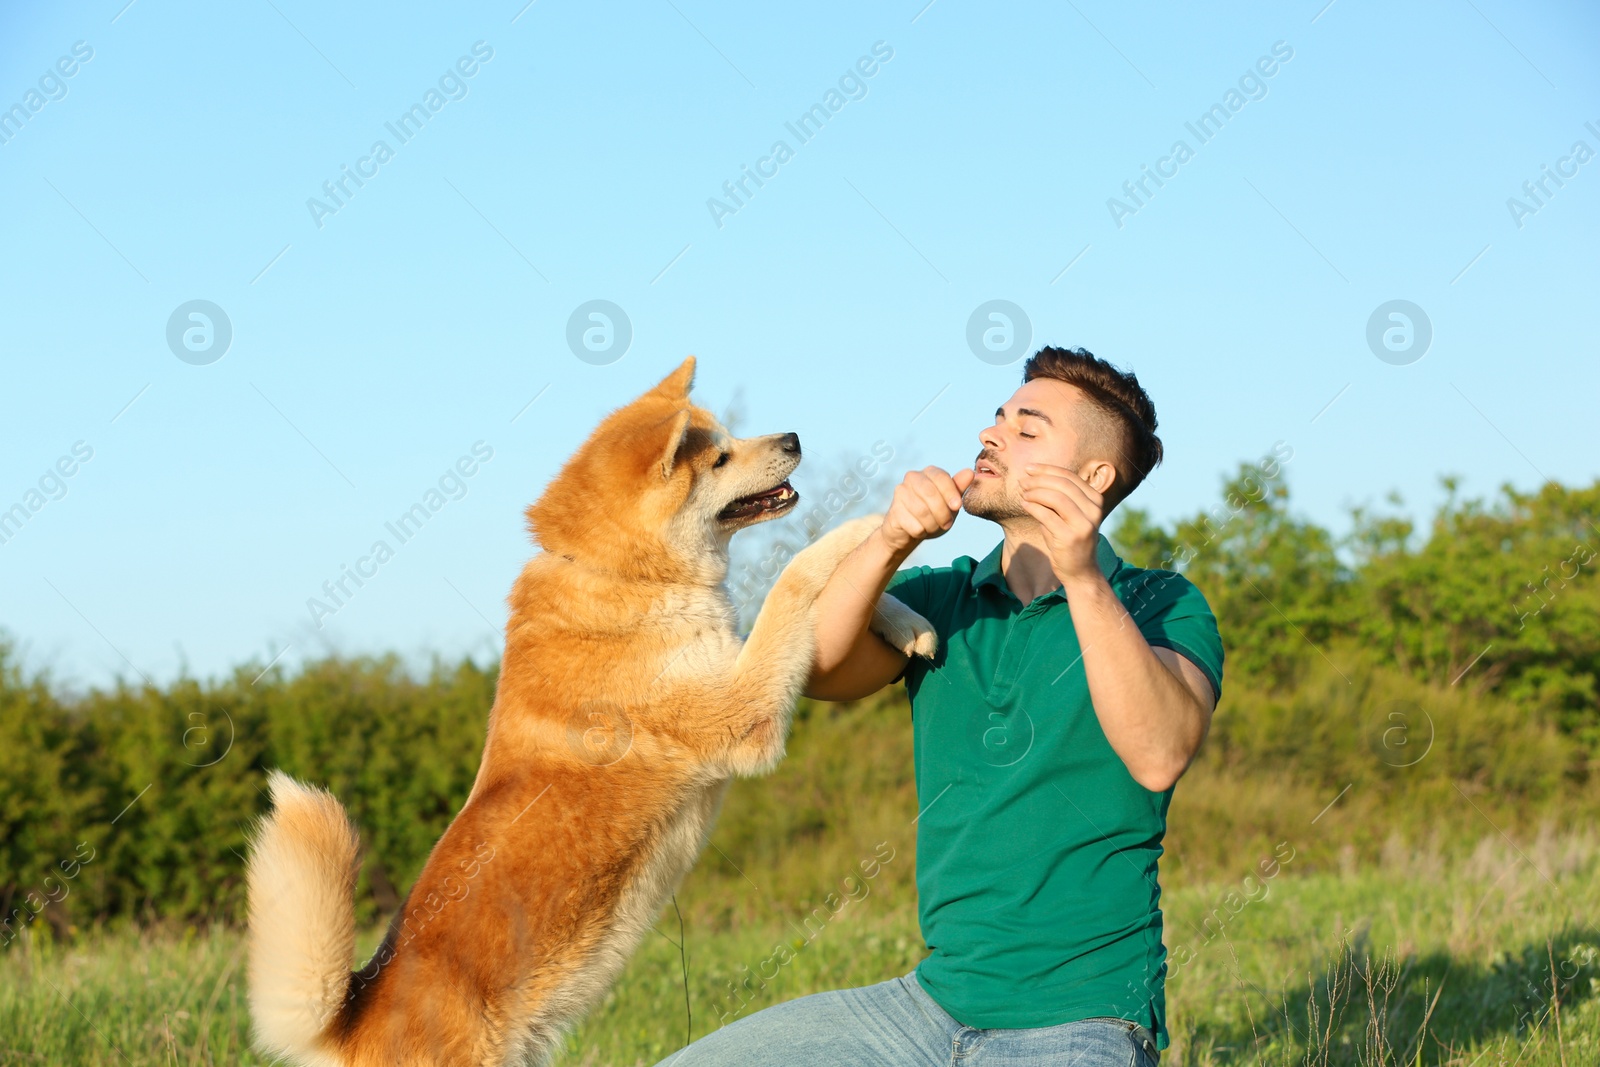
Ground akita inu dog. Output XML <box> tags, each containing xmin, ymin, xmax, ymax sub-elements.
<box><xmin>245</xmin><ymin>356</ymin><xmax>937</xmax><ymax>1066</ymax></box>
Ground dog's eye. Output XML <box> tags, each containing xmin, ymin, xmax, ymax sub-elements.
<box><xmin>713</xmin><ymin>452</ymin><xmax>730</xmax><ymax>468</ymax></box>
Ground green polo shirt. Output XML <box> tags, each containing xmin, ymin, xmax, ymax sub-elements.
<box><xmin>882</xmin><ymin>532</ymin><xmax>1223</xmax><ymax>1052</ymax></box>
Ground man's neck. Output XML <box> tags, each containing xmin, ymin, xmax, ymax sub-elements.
<box><xmin>998</xmin><ymin>522</ymin><xmax>1069</xmax><ymax>604</ymax></box>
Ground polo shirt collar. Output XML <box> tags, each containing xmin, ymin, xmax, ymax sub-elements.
<box><xmin>973</xmin><ymin>532</ymin><xmax>1121</xmax><ymax>604</ymax></box>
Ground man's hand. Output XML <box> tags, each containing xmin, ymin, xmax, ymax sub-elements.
<box><xmin>1017</xmin><ymin>462</ymin><xmax>1105</xmax><ymax>588</ymax></box>
<box><xmin>881</xmin><ymin>466</ymin><xmax>976</xmax><ymax>554</ymax></box>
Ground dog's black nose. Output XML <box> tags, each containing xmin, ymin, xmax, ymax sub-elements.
<box><xmin>779</xmin><ymin>432</ymin><xmax>801</xmax><ymax>455</ymax></box>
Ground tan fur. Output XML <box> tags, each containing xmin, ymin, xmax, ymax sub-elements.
<box><xmin>247</xmin><ymin>771</ymin><xmax>362</xmax><ymax>1067</ymax></box>
<box><xmin>244</xmin><ymin>356</ymin><xmax>936</xmax><ymax>1066</ymax></box>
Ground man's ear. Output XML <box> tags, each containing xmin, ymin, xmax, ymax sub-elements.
<box><xmin>657</xmin><ymin>407</ymin><xmax>693</xmax><ymax>480</ymax></box>
<box><xmin>1080</xmin><ymin>458</ymin><xmax>1118</xmax><ymax>498</ymax></box>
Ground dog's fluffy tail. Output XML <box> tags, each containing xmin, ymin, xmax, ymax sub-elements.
<box><xmin>246</xmin><ymin>769</ymin><xmax>361</xmax><ymax>1066</ymax></box>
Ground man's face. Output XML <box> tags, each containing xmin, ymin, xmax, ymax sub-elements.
<box><xmin>964</xmin><ymin>378</ymin><xmax>1084</xmax><ymax>522</ymax></box>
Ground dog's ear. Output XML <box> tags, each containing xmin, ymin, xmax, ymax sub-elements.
<box><xmin>657</xmin><ymin>406</ymin><xmax>693</xmax><ymax>480</ymax></box>
<box><xmin>648</xmin><ymin>356</ymin><xmax>696</xmax><ymax>401</ymax></box>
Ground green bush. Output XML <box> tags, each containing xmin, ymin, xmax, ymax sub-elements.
<box><xmin>1</xmin><ymin>465</ymin><xmax>1595</xmax><ymax>942</ymax></box>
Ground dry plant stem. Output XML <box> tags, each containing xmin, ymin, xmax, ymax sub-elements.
<box><xmin>1400</xmin><ymin>976</ymin><xmax>1445</xmax><ymax>1067</ymax></box>
<box><xmin>1546</xmin><ymin>939</ymin><xmax>1567</xmax><ymax>1067</ymax></box>
<box><xmin>1219</xmin><ymin>933</ymin><xmax>1268</xmax><ymax>1067</ymax></box>
<box><xmin>1355</xmin><ymin>949</ymin><xmax>1401</xmax><ymax>1066</ymax></box>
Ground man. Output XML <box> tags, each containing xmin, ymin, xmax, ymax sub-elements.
<box><xmin>666</xmin><ymin>346</ymin><xmax>1223</xmax><ymax>1066</ymax></box>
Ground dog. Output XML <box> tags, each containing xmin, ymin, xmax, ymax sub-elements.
<box><xmin>245</xmin><ymin>356</ymin><xmax>938</xmax><ymax>1066</ymax></box>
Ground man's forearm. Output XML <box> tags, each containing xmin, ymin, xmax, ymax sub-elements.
<box><xmin>1061</xmin><ymin>573</ymin><xmax>1206</xmax><ymax>792</ymax></box>
<box><xmin>810</xmin><ymin>525</ymin><xmax>913</xmax><ymax>677</ymax></box>
<box><xmin>805</xmin><ymin>465</ymin><xmax>968</xmax><ymax>699</ymax></box>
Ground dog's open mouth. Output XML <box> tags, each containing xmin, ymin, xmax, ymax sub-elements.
<box><xmin>718</xmin><ymin>480</ymin><xmax>798</xmax><ymax>522</ymax></box>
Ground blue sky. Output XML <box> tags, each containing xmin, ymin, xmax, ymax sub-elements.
<box><xmin>2</xmin><ymin>0</ymin><xmax>1596</xmax><ymax>693</ymax></box>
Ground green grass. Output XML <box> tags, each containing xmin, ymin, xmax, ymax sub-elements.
<box><xmin>2</xmin><ymin>835</ymin><xmax>1593</xmax><ymax>1066</ymax></box>
<box><xmin>4</xmin><ymin>683</ymin><xmax>1596</xmax><ymax>1065</ymax></box>
<box><xmin>563</xmin><ymin>825</ymin><xmax>1600</xmax><ymax>1066</ymax></box>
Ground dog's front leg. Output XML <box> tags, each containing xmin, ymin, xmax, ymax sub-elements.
<box><xmin>708</xmin><ymin>515</ymin><xmax>883</xmax><ymax>775</ymax></box>
<box><xmin>871</xmin><ymin>591</ymin><xmax>939</xmax><ymax>659</ymax></box>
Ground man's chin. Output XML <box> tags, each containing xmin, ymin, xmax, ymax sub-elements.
<box><xmin>962</xmin><ymin>489</ymin><xmax>1025</xmax><ymax>523</ymax></box>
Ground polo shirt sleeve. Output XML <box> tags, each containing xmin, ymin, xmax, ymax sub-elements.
<box><xmin>883</xmin><ymin>564</ymin><xmax>933</xmax><ymax>616</ymax></box>
<box><xmin>1121</xmin><ymin>569</ymin><xmax>1224</xmax><ymax>706</ymax></box>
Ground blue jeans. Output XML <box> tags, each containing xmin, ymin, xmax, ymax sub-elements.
<box><xmin>654</xmin><ymin>969</ymin><xmax>1160</xmax><ymax>1067</ymax></box>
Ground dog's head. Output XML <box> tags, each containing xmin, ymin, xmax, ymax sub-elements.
<box><xmin>526</xmin><ymin>356</ymin><xmax>802</xmax><ymax>580</ymax></box>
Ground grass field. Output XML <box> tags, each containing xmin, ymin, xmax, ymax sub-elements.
<box><xmin>3</xmin><ymin>681</ymin><xmax>1596</xmax><ymax>1066</ymax></box>
<box><xmin>1</xmin><ymin>831</ymin><xmax>1594</xmax><ymax>1066</ymax></box>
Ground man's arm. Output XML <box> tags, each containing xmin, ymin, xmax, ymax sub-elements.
<box><xmin>1014</xmin><ymin>460</ymin><xmax>1217</xmax><ymax>791</ymax></box>
<box><xmin>805</xmin><ymin>466</ymin><xmax>974</xmax><ymax>702</ymax></box>
<box><xmin>804</xmin><ymin>525</ymin><xmax>915</xmax><ymax>702</ymax></box>
<box><xmin>1060</xmin><ymin>575</ymin><xmax>1217</xmax><ymax>792</ymax></box>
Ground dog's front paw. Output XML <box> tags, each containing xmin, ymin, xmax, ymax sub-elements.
<box><xmin>871</xmin><ymin>592</ymin><xmax>939</xmax><ymax>659</ymax></box>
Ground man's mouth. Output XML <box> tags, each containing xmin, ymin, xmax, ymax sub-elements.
<box><xmin>975</xmin><ymin>456</ymin><xmax>1002</xmax><ymax>478</ymax></box>
<box><xmin>718</xmin><ymin>480</ymin><xmax>799</xmax><ymax>521</ymax></box>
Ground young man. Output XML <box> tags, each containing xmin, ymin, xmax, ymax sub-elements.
<box><xmin>663</xmin><ymin>346</ymin><xmax>1223</xmax><ymax>1066</ymax></box>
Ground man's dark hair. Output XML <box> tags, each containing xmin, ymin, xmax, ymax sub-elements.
<box><xmin>1021</xmin><ymin>346</ymin><xmax>1163</xmax><ymax>510</ymax></box>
